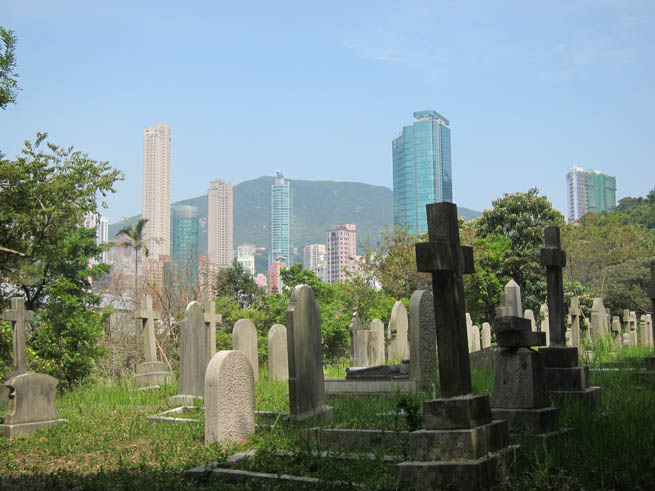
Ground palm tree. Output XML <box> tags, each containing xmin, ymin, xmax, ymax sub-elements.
<box><xmin>115</xmin><ymin>218</ymin><xmax>149</xmax><ymax>296</ymax></box>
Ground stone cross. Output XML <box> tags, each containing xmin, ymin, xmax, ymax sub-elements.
<box><xmin>203</xmin><ymin>300</ymin><xmax>221</xmax><ymax>363</ymax></box>
<box><xmin>136</xmin><ymin>295</ymin><xmax>160</xmax><ymax>363</ymax></box>
<box><xmin>415</xmin><ymin>202</ymin><xmax>475</xmax><ymax>398</ymax></box>
<box><xmin>540</xmin><ymin>226</ymin><xmax>567</xmax><ymax>346</ymax></box>
<box><xmin>3</xmin><ymin>298</ymin><xmax>33</xmax><ymax>375</ymax></box>
<box><xmin>569</xmin><ymin>297</ymin><xmax>582</xmax><ymax>350</ymax></box>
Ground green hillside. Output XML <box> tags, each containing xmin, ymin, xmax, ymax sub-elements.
<box><xmin>108</xmin><ymin>176</ymin><xmax>481</xmax><ymax>258</ymax></box>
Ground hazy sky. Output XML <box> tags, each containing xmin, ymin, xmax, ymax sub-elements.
<box><xmin>2</xmin><ymin>0</ymin><xmax>654</xmax><ymax>223</ymax></box>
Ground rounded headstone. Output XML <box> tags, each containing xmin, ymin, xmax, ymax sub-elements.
<box><xmin>268</xmin><ymin>324</ymin><xmax>288</xmax><ymax>381</ymax></box>
<box><xmin>233</xmin><ymin>318</ymin><xmax>259</xmax><ymax>381</ymax></box>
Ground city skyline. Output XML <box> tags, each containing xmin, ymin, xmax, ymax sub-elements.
<box><xmin>2</xmin><ymin>2</ymin><xmax>653</xmax><ymax>224</ymax></box>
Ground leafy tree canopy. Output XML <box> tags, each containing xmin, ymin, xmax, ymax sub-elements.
<box><xmin>0</xmin><ymin>27</ymin><xmax>19</xmax><ymax>110</ymax></box>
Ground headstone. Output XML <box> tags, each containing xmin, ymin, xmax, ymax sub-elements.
<box><xmin>590</xmin><ymin>298</ymin><xmax>608</xmax><ymax>343</ymax></box>
<box><xmin>481</xmin><ymin>322</ymin><xmax>492</xmax><ymax>348</ymax></box>
<box><xmin>134</xmin><ymin>295</ymin><xmax>174</xmax><ymax>388</ymax></box>
<box><xmin>268</xmin><ymin>324</ymin><xmax>288</xmax><ymax>381</ymax></box>
<box><xmin>348</xmin><ymin>311</ymin><xmax>363</xmax><ymax>361</ymax></box>
<box><xmin>203</xmin><ymin>300</ymin><xmax>221</xmax><ymax>363</ymax></box>
<box><xmin>169</xmin><ymin>302</ymin><xmax>209</xmax><ymax>405</ymax></box>
<box><xmin>568</xmin><ymin>297</ymin><xmax>582</xmax><ymax>353</ymax></box>
<box><xmin>611</xmin><ymin>316</ymin><xmax>622</xmax><ymax>348</ymax></box>
<box><xmin>471</xmin><ymin>326</ymin><xmax>481</xmax><ymax>352</ymax></box>
<box><xmin>387</xmin><ymin>301</ymin><xmax>409</xmax><ymax>362</ymax></box>
<box><xmin>647</xmin><ymin>314</ymin><xmax>654</xmax><ymax>348</ymax></box>
<box><xmin>232</xmin><ymin>319</ymin><xmax>259</xmax><ymax>382</ymax></box>
<box><xmin>353</xmin><ymin>330</ymin><xmax>369</xmax><ymax>367</ymax></box>
<box><xmin>539</xmin><ymin>304</ymin><xmax>550</xmax><ymax>346</ymax></box>
<box><xmin>630</xmin><ymin>311</ymin><xmax>638</xmax><ymax>347</ymax></box>
<box><xmin>648</xmin><ymin>262</ymin><xmax>655</xmax><ymax>343</ymax></box>
<box><xmin>539</xmin><ymin>226</ymin><xmax>601</xmax><ymax>408</ymax></box>
<box><xmin>409</xmin><ymin>290</ymin><xmax>437</xmax><ymax>391</ymax></box>
<box><xmin>368</xmin><ymin>319</ymin><xmax>386</xmax><ymax>366</ymax></box>
<box><xmin>0</xmin><ymin>373</ymin><xmax>66</xmax><ymax>439</ymax></box>
<box><xmin>524</xmin><ymin>309</ymin><xmax>537</xmax><ymax>332</ymax></box>
<box><xmin>622</xmin><ymin>332</ymin><xmax>630</xmax><ymax>347</ymax></box>
<box><xmin>2</xmin><ymin>297</ymin><xmax>33</xmax><ymax>376</ymax></box>
<box><xmin>496</xmin><ymin>293</ymin><xmax>511</xmax><ymax>318</ymax></box>
<box><xmin>640</xmin><ymin>315</ymin><xmax>650</xmax><ymax>347</ymax></box>
<box><xmin>504</xmin><ymin>280</ymin><xmax>522</xmax><ymax>317</ymax></box>
<box><xmin>286</xmin><ymin>285</ymin><xmax>333</xmax><ymax>421</ymax></box>
<box><xmin>204</xmin><ymin>350</ymin><xmax>255</xmax><ymax>444</ymax></box>
<box><xmin>466</xmin><ymin>313</ymin><xmax>474</xmax><ymax>352</ymax></box>
<box><xmin>399</xmin><ymin>202</ymin><xmax>513</xmax><ymax>489</ymax></box>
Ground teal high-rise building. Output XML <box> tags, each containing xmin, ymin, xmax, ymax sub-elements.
<box><xmin>270</xmin><ymin>171</ymin><xmax>294</xmax><ymax>270</ymax></box>
<box><xmin>566</xmin><ymin>166</ymin><xmax>617</xmax><ymax>222</ymax></box>
<box><xmin>168</xmin><ymin>205</ymin><xmax>199</xmax><ymax>286</ymax></box>
<box><xmin>392</xmin><ymin>110</ymin><xmax>452</xmax><ymax>234</ymax></box>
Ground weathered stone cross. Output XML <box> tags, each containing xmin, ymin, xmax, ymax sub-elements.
<box><xmin>415</xmin><ymin>202</ymin><xmax>475</xmax><ymax>398</ymax></box>
<box><xmin>203</xmin><ymin>300</ymin><xmax>222</xmax><ymax>363</ymax></box>
<box><xmin>2</xmin><ymin>297</ymin><xmax>33</xmax><ymax>375</ymax></box>
<box><xmin>540</xmin><ymin>226</ymin><xmax>567</xmax><ymax>346</ymax></box>
<box><xmin>136</xmin><ymin>295</ymin><xmax>160</xmax><ymax>363</ymax></box>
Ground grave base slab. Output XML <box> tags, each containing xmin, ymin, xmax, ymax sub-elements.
<box><xmin>544</xmin><ymin>366</ymin><xmax>589</xmax><ymax>391</ymax></box>
<box><xmin>396</xmin><ymin>445</ymin><xmax>517</xmax><ymax>491</ymax></box>
<box><xmin>303</xmin><ymin>427</ymin><xmax>410</xmax><ymax>450</ymax></box>
<box><xmin>423</xmin><ymin>394</ymin><xmax>492</xmax><ymax>430</ymax></box>
<box><xmin>491</xmin><ymin>407</ymin><xmax>559</xmax><ymax>433</ymax></box>
<box><xmin>324</xmin><ymin>378</ymin><xmax>417</xmax><ymax>395</ymax></box>
<box><xmin>0</xmin><ymin>418</ymin><xmax>67</xmax><ymax>439</ymax></box>
<box><xmin>289</xmin><ymin>404</ymin><xmax>333</xmax><ymax>422</ymax></box>
<box><xmin>134</xmin><ymin>364</ymin><xmax>175</xmax><ymax>389</ymax></box>
<box><xmin>168</xmin><ymin>395</ymin><xmax>203</xmax><ymax>406</ymax></box>
<box><xmin>540</xmin><ymin>346</ymin><xmax>579</xmax><ymax>368</ymax></box>
<box><xmin>549</xmin><ymin>386</ymin><xmax>601</xmax><ymax>409</ymax></box>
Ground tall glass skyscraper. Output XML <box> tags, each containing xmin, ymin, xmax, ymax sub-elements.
<box><xmin>392</xmin><ymin>110</ymin><xmax>452</xmax><ymax>234</ymax></box>
<box><xmin>270</xmin><ymin>171</ymin><xmax>294</xmax><ymax>270</ymax></box>
<box><xmin>168</xmin><ymin>205</ymin><xmax>199</xmax><ymax>287</ymax></box>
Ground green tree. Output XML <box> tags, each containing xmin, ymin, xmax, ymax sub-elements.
<box><xmin>475</xmin><ymin>188</ymin><xmax>564</xmax><ymax>312</ymax></box>
<box><xmin>0</xmin><ymin>27</ymin><xmax>19</xmax><ymax>110</ymax></box>
<box><xmin>215</xmin><ymin>258</ymin><xmax>262</xmax><ymax>309</ymax></box>
<box><xmin>115</xmin><ymin>217</ymin><xmax>150</xmax><ymax>295</ymax></box>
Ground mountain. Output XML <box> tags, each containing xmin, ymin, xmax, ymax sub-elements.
<box><xmin>108</xmin><ymin>177</ymin><xmax>482</xmax><ymax>258</ymax></box>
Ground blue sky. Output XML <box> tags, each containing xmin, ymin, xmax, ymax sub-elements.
<box><xmin>2</xmin><ymin>0</ymin><xmax>654</xmax><ymax>223</ymax></box>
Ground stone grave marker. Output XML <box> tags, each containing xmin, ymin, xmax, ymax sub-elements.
<box><xmin>409</xmin><ymin>290</ymin><xmax>437</xmax><ymax>391</ymax></box>
<box><xmin>539</xmin><ymin>303</ymin><xmax>550</xmax><ymax>346</ymax></box>
<box><xmin>0</xmin><ymin>373</ymin><xmax>66</xmax><ymax>439</ymax></box>
<box><xmin>504</xmin><ymin>279</ymin><xmax>522</xmax><ymax>317</ymax></box>
<box><xmin>481</xmin><ymin>322</ymin><xmax>492</xmax><ymax>348</ymax></box>
<box><xmin>398</xmin><ymin>202</ymin><xmax>513</xmax><ymax>489</ymax></box>
<box><xmin>286</xmin><ymin>285</ymin><xmax>333</xmax><ymax>421</ymax></box>
<box><xmin>353</xmin><ymin>330</ymin><xmax>369</xmax><ymax>367</ymax></box>
<box><xmin>524</xmin><ymin>309</ymin><xmax>537</xmax><ymax>332</ymax></box>
<box><xmin>590</xmin><ymin>298</ymin><xmax>608</xmax><ymax>343</ymax></box>
<box><xmin>466</xmin><ymin>312</ymin><xmax>474</xmax><ymax>352</ymax></box>
<box><xmin>233</xmin><ymin>319</ymin><xmax>259</xmax><ymax>382</ymax></box>
<box><xmin>203</xmin><ymin>300</ymin><xmax>221</xmax><ymax>363</ymax></box>
<box><xmin>348</xmin><ymin>311</ymin><xmax>363</xmax><ymax>362</ymax></box>
<box><xmin>387</xmin><ymin>301</ymin><xmax>409</xmax><ymax>362</ymax></box>
<box><xmin>368</xmin><ymin>319</ymin><xmax>386</xmax><ymax>366</ymax></box>
<box><xmin>268</xmin><ymin>324</ymin><xmax>288</xmax><ymax>381</ymax></box>
<box><xmin>134</xmin><ymin>295</ymin><xmax>174</xmax><ymax>388</ymax></box>
<box><xmin>170</xmin><ymin>302</ymin><xmax>207</xmax><ymax>405</ymax></box>
<box><xmin>204</xmin><ymin>350</ymin><xmax>255</xmax><ymax>444</ymax></box>
<box><xmin>539</xmin><ymin>226</ymin><xmax>601</xmax><ymax>408</ymax></box>
<box><xmin>646</xmin><ymin>315</ymin><xmax>654</xmax><ymax>348</ymax></box>
<box><xmin>640</xmin><ymin>315</ymin><xmax>650</xmax><ymax>347</ymax></box>
<box><xmin>2</xmin><ymin>297</ymin><xmax>33</xmax><ymax>377</ymax></box>
<box><xmin>611</xmin><ymin>316</ymin><xmax>622</xmax><ymax>348</ymax></box>
<box><xmin>569</xmin><ymin>297</ymin><xmax>582</xmax><ymax>354</ymax></box>
<box><xmin>471</xmin><ymin>325</ymin><xmax>481</xmax><ymax>352</ymax></box>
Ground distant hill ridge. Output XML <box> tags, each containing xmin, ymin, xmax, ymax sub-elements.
<box><xmin>108</xmin><ymin>176</ymin><xmax>481</xmax><ymax>256</ymax></box>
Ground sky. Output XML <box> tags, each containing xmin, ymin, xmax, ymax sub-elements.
<box><xmin>2</xmin><ymin>0</ymin><xmax>654</xmax><ymax>224</ymax></box>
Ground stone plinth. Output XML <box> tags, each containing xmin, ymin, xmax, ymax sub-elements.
<box><xmin>135</xmin><ymin>361</ymin><xmax>175</xmax><ymax>389</ymax></box>
<box><xmin>541</xmin><ymin>346</ymin><xmax>601</xmax><ymax>409</ymax></box>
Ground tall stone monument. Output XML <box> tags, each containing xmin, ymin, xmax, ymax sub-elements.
<box><xmin>368</xmin><ymin>319</ymin><xmax>386</xmax><ymax>366</ymax></box>
<box><xmin>539</xmin><ymin>226</ymin><xmax>601</xmax><ymax>408</ymax></box>
<box><xmin>134</xmin><ymin>295</ymin><xmax>174</xmax><ymax>388</ymax></box>
<box><xmin>568</xmin><ymin>297</ymin><xmax>582</xmax><ymax>355</ymax></box>
<box><xmin>348</xmin><ymin>311</ymin><xmax>363</xmax><ymax>362</ymax></box>
<box><xmin>409</xmin><ymin>290</ymin><xmax>437</xmax><ymax>391</ymax></box>
<box><xmin>397</xmin><ymin>202</ymin><xmax>513</xmax><ymax>489</ymax></box>
<box><xmin>387</xmin><ymin>301</ymin><xmax>409</xmax><ymax>362</ymax></box>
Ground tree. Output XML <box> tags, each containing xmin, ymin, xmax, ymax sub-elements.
<box><xmin>0</xmin><ymin>27</ymin><xmax>19</xmax><ymax>110</ymax></box>
<box><xmin>115</xmin><ymin>217</ymin><xmax>150</xmax><ymax>296</ymax></box>
<box><xmin>215</xmin><ymin>258</ymin><xmax>262</xmax><ymax>309</ymax></box>
<box><xmin>475</xmin><ymin>188</ymin><xmax>564</xmax><ymax>312</ymax></box>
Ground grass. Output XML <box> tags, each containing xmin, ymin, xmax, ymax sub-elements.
<box><xmin>2</xmin><ymin>347</ymin><xmax>655</xmax><ymax>489</ymax></box>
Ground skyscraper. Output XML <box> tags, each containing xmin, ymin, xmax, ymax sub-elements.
<box><xmin>168</xmin><ymin>205</ymin><xmax>199</xmax><ymax>286</ymax></box>
<box><xmin>270</xmin><ymin>171</ymin><xmax>294</xmax><ymax>269</ymax></box>
<box><xmin>142</xmin><ymin>124</ymin><xmax>171</xmax><ymax>258</ymax></box>
<box><xmin>207</xmin><ymin>179</ymin><xmax>233</xmax><ymax>268</ymax></box>
<box><xmin>392</xmin><ymin>110</ymin><xmax>452</xmax><ymax>234</ymax></box>
<box><xmin>326</xmin><ymin>223</ymin><xmax>357</xmax><ymax>284</ymax></box>
<box><xmin>566</xmin><ymin>166</ymin><xmax>617</xmax><ymax>222</ymax></box>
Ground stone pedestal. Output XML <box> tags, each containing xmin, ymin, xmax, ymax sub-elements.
<box><xmin>396</xmin><ymin>394</ymin><xmax>515</xmax><ymax>490</ymax></box>
<box><xmin>541</xmin><ymin>346</ymin><xmax>601</xmax><ymax>408</ymax></box>
<box><xmin>134</xmin><ymin>361</ymin><xmax>175</xmax><ymax>389</ymax></box>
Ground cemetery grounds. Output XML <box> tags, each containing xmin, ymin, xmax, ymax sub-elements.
<box><xmin>1</xmin><ymin>346</ymin><xmax>655</xmax><ymax>490</ymax></box>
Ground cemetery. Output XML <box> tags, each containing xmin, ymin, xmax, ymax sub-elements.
<box><xmin>0</xmin><ymin>199</ymin><xmax>653</xmax><ymax>490</ymax></box>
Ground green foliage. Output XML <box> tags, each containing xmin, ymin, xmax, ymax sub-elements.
<box><xmin>29</xmin><ymin>277</ymin><xmax>107</xmax><ymax>390</ymax></box>
<box><xmin>0</xmin><ymin>27</ymin><xmax>19</xmax><ymax>110</ymax></box>
<box><xmin>114</xmin><ymin>217</ymin><xmax>149</xmax><ymax>294</ymax></box>
<box><xmin>615</xmin><ymin>187</ymin><xmax>655</xmax><ymax>230</ymax></box>
<box><xmin>396</xmin><ymin>396</ymin><xmax>422</xmax><ymax>431</ymax></box>
<box><xmin>215</xmin><ymin>258</ymin><xmax>262</xmax><ymax>309</ymax></box>
<box><xmin>0</xmin><ymin>320</ymin><xmax>11</xmax><ymax>377</ymax></box>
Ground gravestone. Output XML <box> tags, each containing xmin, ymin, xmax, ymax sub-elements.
<box><xmin>471</xmin><ymin>325</ymin><xmax>481</xmax><ymax>352</ymax></box>
<box><xmin>169</xmin><ymin>302</ymin><xmax>208</xmax><ymax>405</ymax></box>
<box><xmin>524</xmin><ymin>309</ymin><xmax>537</xmax><ymax>332</ymax></box>
<box><xmin>503</xmin><ymin>280</ymin><xmax>522</xmax><ymax>317</ymax></box>
<box><xmin>611</xmin><ymin>316</ymin><xmax>622</xmax><ymax>348</ymax></box>
<box><xmin>2</xmin><ymin>297</ymin><xmax>33</xmax><ymax>377</ymax></box>
<box><xmin>233</xmin><ymin>319</ymin><xmax>259</xmax><ymax>382</ymax></box>
<box><xmin>481</xmin><ymin>322</ymin><xmax>492</xmax><ymax>348</ymax></box>
<box><xmin>646</xmin><ymin>315</ymin><xmax>654</xmax><ymax>349</ymax></box>
<box><xmin>353</xmin><ymin>330</ymin><xmax>370</xmax><ymax>367</ymax></box>
<box><xmin>397</xmin><ymin>202</ymin><xmax>513</xmax><ymax>489</ymax></box>
<box><xmin>348</xmin><ymin>312</ymin><xmax>363</xmax><ymax>362</ymax></box>
<box><xmin>569</xmin><ymin>297</ymin><xmax>582</xmax><ymax>354</ymax></box>
<box><xmin>590</xmin><ymin>298</ymin><xmax>608</xmax><ymax>343</ymax></box>
<box><xmin>539</xmin><ymin>304</ymin><xmax>550</xmax><ymax>346</ymax></box>
<box><xmin>640</xmin><ymin>315</ymin><xmax>650</xmax><ymax>347</ymax></box>
<box><xmin>387</xmin><ymin>301</ymin><xmax>409</xmax><ymax>362</ymax></box>
<box><xmin>286</xmin><ymin>285</ymin><xmax>333</xmax><ymax>421</ymax></box>
<box><xmin>539</xmin><ymin>226</ymin><xmax>601</xmax><ymax>408</ymax></box>
<box><xmin>134</xmin><ymin>295</ymin><xmax>174</xmax><ymax>388</ymax></box>
<box><xmin>268</xmin><ymin>324</ymin><xmax>288</xmax><ymax>381</ymax></box>
<box><xmin>490</xmin><ymin>281</ymin><xmax>557</xmax><ymax>435</ymax></box>
<box><xmin>204</xmin><ymin>350</ymin><xmax>255</xmax><ymax>444</ymax></box>
<box><xmin>628</xmin><ymin>311</ymin><xmax>638</xmax><ymax>347</ymax></box>
<box><xmin>409</xmin><ymin>290</ymin><xmax>437</xmax><ymax>391</ymax></box>
<box><xmin>368</xmin><ymin>319</ymin><xmax>386</xmax><ymax>366</ymax></box>
<box><xmin>0</xmin><ymin>373</ymin><xmax>66</xmax><ymax>439</ymax></box>
<box><xmin>649</xmin><ymin>262</ymin><xmax>655</xmax><ymax>343</ymax></box>
<box><xmin>466</xmin><ymin>313</ymin><xmax>474</xmax><ymax>352</ymax></box>
<box><xmin>203</xmin><ymin>300</ymin><xmax>221</xmax><ymax>363</ymax></box>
